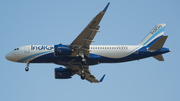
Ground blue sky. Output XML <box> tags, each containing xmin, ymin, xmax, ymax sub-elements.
<box><xmin>0</xmin><ymin>0</ymin><xmax>179</xmax><ymax>101</ymax></box>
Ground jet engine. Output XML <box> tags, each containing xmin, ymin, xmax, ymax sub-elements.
<box><xmin>54</xmin><ymin>45</ymin><xmax>72</xmax><ymax>56</ymax></box>
<box><xmin>54</xmin><ymin>68</ymin><xmax>72</xmax><ymax>79</ymax></box>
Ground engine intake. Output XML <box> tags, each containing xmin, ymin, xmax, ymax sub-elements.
<box><xmin>54</xmin><ymin>68</ymin><xmax>72</xmax><ymax>79</ymax></box>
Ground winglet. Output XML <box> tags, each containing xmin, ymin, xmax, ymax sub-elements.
<box><xmin>99</xmin><ymin>74</ymin><xmax>106</xmax><ymax>82</ymax></box>
<box><xmin>102</xmin><ymin>2</ymin><xmax>110</xmax><ymax>12</ymax></box>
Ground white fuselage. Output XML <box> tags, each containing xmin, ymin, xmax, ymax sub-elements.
<box><xmin>6</xmin><ymin>45</ymin><xmax>141</xmax><ymax>63</ymax></box>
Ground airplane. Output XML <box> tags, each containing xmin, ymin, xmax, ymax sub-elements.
<box><xmin>5</xmin><ymin>3</ymin><xmax>170</xmax><ymax>83</ymax></box>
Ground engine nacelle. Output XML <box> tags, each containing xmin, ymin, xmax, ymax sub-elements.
<box><xmin>54</xmin><ymin>45</ymin><xmax>71</xmax><ymax>56</ymax></box>
<box><xmin>54</xmin><ymin>68</ymin><xmax>72</xmax><ymax>79</ymax></box>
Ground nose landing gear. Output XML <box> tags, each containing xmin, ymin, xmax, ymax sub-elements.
<box><xmin>25</xmin><ymin>61</ymin><xmax>29</xmax><ymax>72</ymax></box>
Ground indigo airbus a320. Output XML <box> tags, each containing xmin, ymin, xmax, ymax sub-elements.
<box><xmin>5</xmin><ymin>3</ymin><xmax>170</xmax><ymax>83</ymax></box>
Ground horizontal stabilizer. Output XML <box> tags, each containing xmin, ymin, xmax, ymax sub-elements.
<box><xmin>148</xmin><ymin>36</ymin><xmax>168</xmax><ymax>50</ymax></box>
<box><xmin>153</xmin><ymin>54</ymin><xmax>164</xmax><ymax>61</ymax></box>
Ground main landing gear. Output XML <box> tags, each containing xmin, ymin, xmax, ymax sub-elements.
<box><xmin>81</xmin><ymin>73</ymin><xmax>86</xmax><ymax>80</ymax></box>
<box><xmin>78</xmin><ymin>51</ymin><xmax>87</xmax><ymax>65</ymax></box>
<box><xmin>80</xmin><ymin>66</ymin><xmax>86</xmax><ymax>80</ymax></box>
<box><xmin>78</xmin><ymin>51</ymin><xmax>87</xmax><ymax>80</ymax></box>
<box><xmin>81</xmin><ymin>58</ymin><xmax>86</xmax><ymax>65</ymax></box>
<box><xmin>25</xmin><ymin>61</ymin><xmax>29</xmax><ymax>72</ymax></box>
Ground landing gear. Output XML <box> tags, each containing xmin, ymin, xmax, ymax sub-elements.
<box><xmin>81</xmin><ymin>73</ymin><xmax>86</xmax><ymax>80</ymax></box>
<box><xmin>80</xmin><ymin>66</ymin><xmax>86</xmax><ymax>80</ymax></box>
<box><xmin>78</xmin><ymin>51</ymin><xmax>87</xmax><ymax>79</ymax></box>
<box><xmin>25</xmin><ymin>67</ymin><xmax>29</xmax><ymax>71</ymax></box>
<box><xmin>81</xmin><ymin>58</ymin><xmax>86</xmax><ymax>65</ymax></box>
<box><xmin>78</xmin><ymin>51</ymin><xmax>87</xmax><ymax>65</ymax></box>
<box><xmin>25</xmin><ymin>61</ymin><xmax>29</xmax><ymax>72</ymax></box>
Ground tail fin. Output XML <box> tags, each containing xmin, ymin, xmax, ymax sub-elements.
<box><xmin>139</xmin><ymin>24</ymin><xmax>166</xmax><ymax>47</ymax></box>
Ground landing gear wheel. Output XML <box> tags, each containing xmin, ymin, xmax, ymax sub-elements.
<box><xmin>81</xmin><ymin>58</ymin><xmax>86</xmax><ymax>64</ymax></box>
<box><xmin>25</xmin><ymin>61</ymin><xmax>30</xmax><ymax>72</ymax></box>
<box><xmin>82</xmin><ymin>58</ymin><xmax>85</xmax><ymax>62</ymax></box>
<box><xmin>25</xmin><ymin>67</ymin><xmax>29</xmax><ymax>71</ymax></box>
<box><xmin>81</xmin><ymin>73</ymin><xmax>86</xmax><ymax>80</ymax></box>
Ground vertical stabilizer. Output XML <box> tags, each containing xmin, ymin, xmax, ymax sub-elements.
<box><xmin>139</xmin><ymin>24</ymin><xmax>166</xmax><ymax>47</ymax></box>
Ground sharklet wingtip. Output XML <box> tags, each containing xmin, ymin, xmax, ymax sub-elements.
<box><xmin>102</xmin><ymin>2</ymin><xmax>110</xmax><ymax>12</ymax></box>
<box><xmin>99</xmin><ymin>74</ymin><xmax>106</xmax><ymax>82</ymax></box>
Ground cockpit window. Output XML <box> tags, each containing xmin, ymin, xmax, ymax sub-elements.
<box><xmin>14</xmin><ymin>48</ymin><xmax>19</xmax><ymax>51</ymax></box>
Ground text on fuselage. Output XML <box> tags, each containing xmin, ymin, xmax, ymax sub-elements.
<box><xmin>31</xmin><ymin>45</ymin><xmax>54</xmax><ymax>50</ymax></box>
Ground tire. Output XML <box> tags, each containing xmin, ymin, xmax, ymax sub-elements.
<box><xmin>82</xmin><ymin>58</ymin><xmax>85</xmax><ymax>62</ymax></box>
<box><xmin>25</xmin><ymin>67</ymin><xmax>29</xmax><ymax>71</ymax></box>
<box><xmin>81</xmin><ymin>73</ymin><xmax>86</xmax><ymax>80</ymax></box>
<box><xmin>81</xmin><ymin>58</ymin><xmax>86</xmax><ymax>65</ymax></box>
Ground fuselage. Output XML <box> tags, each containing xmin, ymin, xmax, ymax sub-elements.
<box><xmin>5</xmin><ymin>45</ymin><xmax>170</xmax><ymax>66</ymax></box>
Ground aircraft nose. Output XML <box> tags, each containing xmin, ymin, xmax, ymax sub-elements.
<box><xmin>5</xmin><ymin>52</ymin><xmax>17</xmax><ymax>62</ymax></box>
<box><xmin>5</xmin><ymin>52</ymin><xmax>12</xmax><ymax>61</ymax></box>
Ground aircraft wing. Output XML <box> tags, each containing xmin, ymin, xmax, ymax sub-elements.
<box><xmin>65</xmin><ymin>65</ymin><xmax>105</xmax><ymax>83</ymax></box>
<box><xmin>70</xmin><ymin>3</ymin><xmax>110</xmax><ymax>57</ymax></box>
